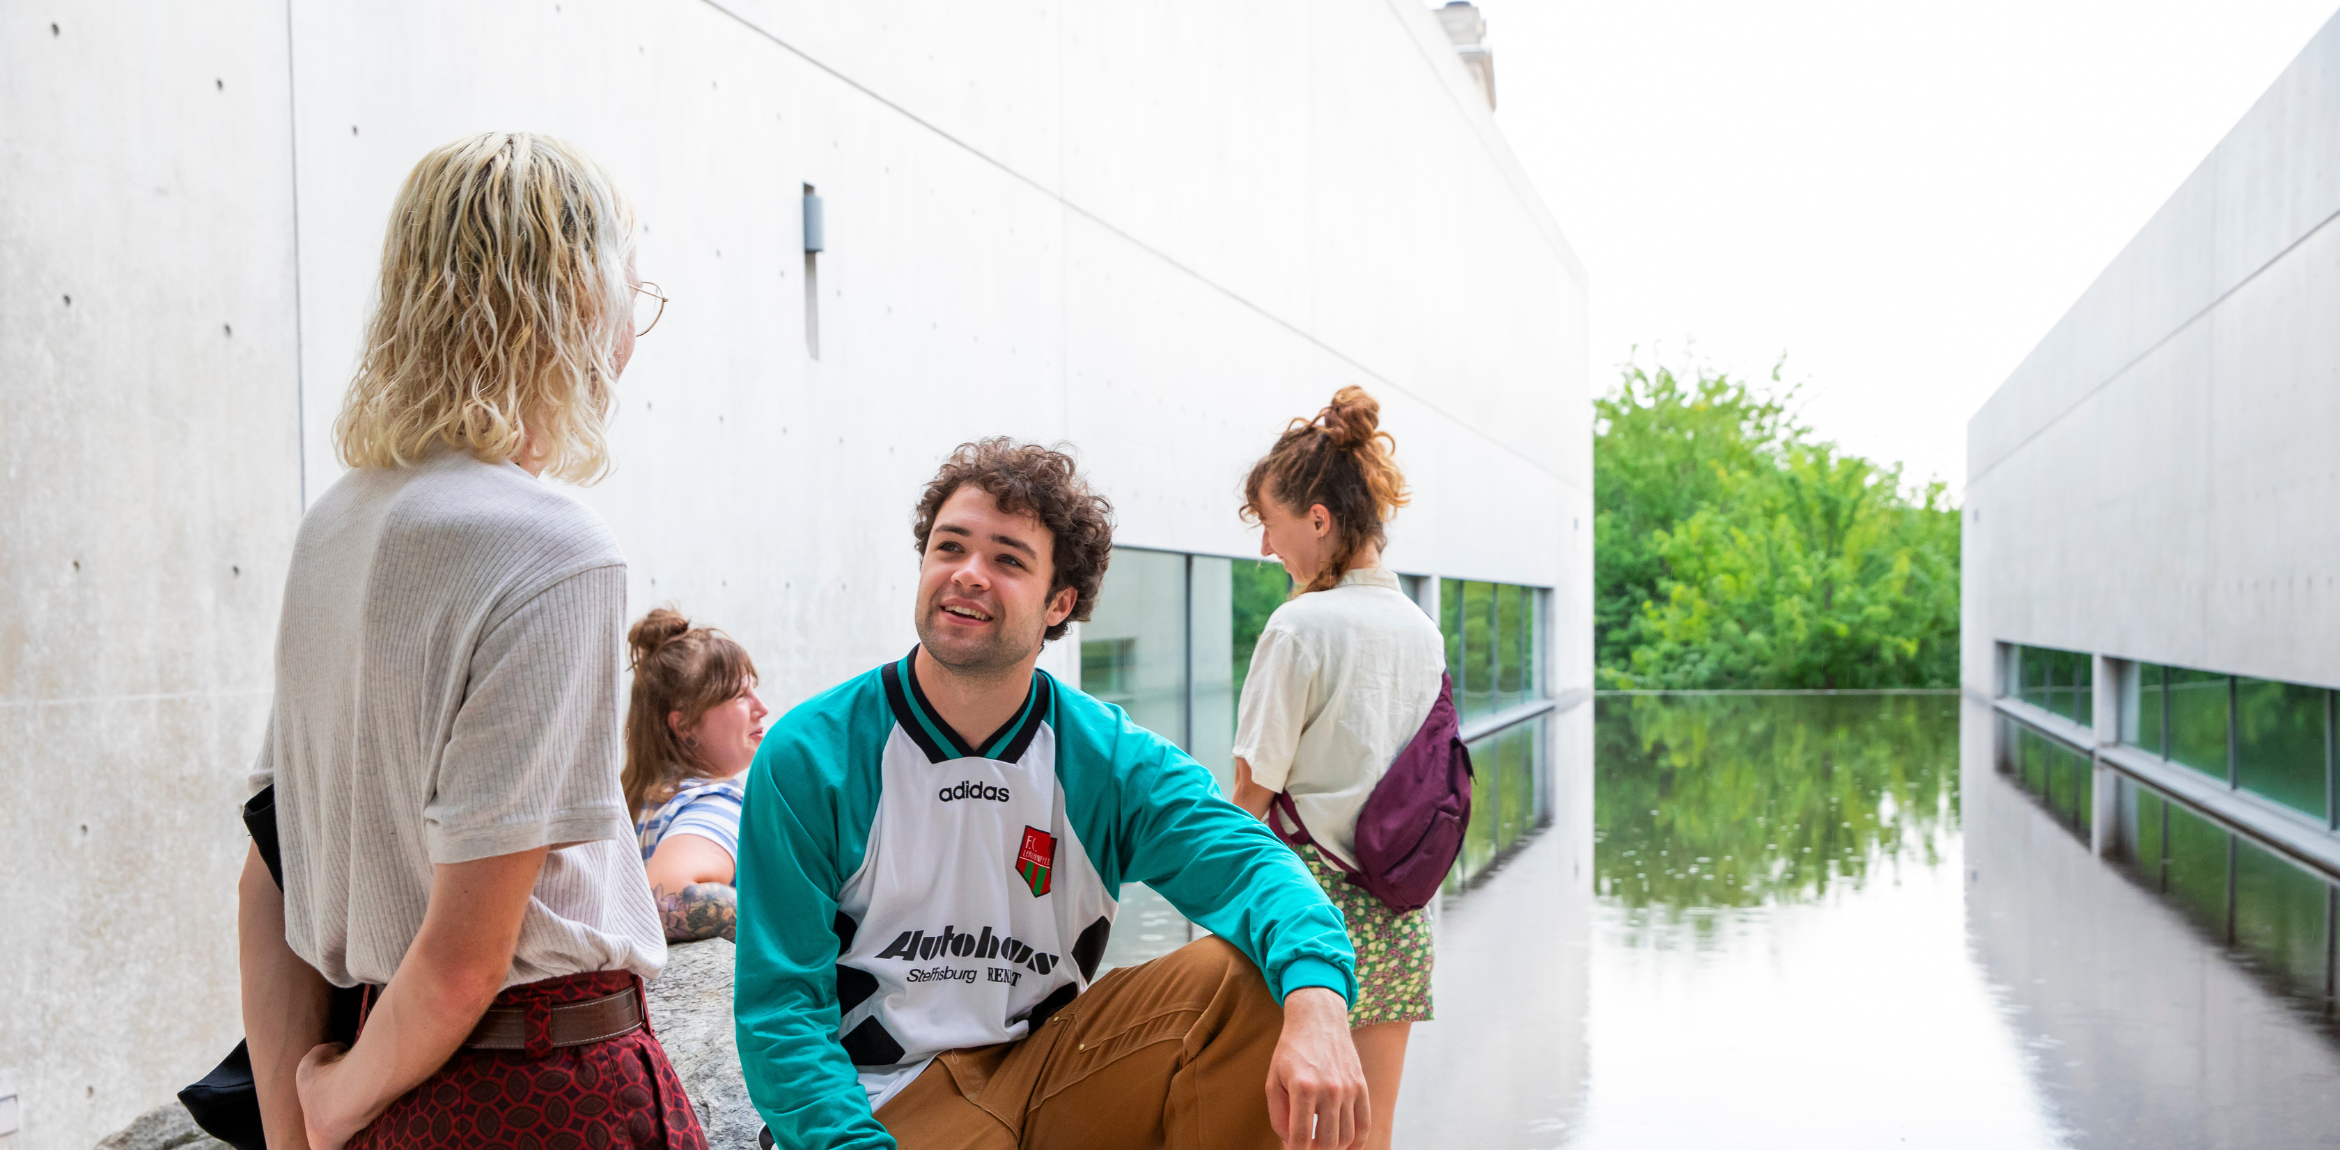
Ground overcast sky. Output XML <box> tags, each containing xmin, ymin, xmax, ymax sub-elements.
<box><xmin>1459</xmin><ymin>0</ymin><xmax>2338</xmax><ymax>494</ymax></box>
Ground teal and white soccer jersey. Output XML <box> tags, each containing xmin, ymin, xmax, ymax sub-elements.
<box><xmin>836</xmin><ymin>662</ymin><xmax>1114</xmax><ymax>1109</ymax></box>
<box><xmin>734</xmin><ymin>648</ymin><xmax>1359</xmax><ymax>1150</ymax></box>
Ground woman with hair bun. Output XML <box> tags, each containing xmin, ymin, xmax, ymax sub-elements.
<box><xmin>1231</xmin><ymin>385</ymin><xmax>1444</xmax><ymax>1150</ymax></box>
<box><xmin>625</xmin><ymin>607</ymin><xmax>769</xmax><ymax>943</ymax></box>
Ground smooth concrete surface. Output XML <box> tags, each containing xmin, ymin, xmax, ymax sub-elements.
<box><xmin>1961</xmin><ymin>699</ymin><xmax>2340</xmax><ymax>1149</ymax></box>
<box><xmin>1963</xmin><ymin>9</ymin><xmax>2340</xmax><ymax>690</ymax></box>
<box><xmin>3</xmin><ymin>4</ymin><xmax>1590</xmax><ymax>1147</ymax></box>
<box><xmin>3</xmin><ymin>6</ymin><xmax>303</xmax><ymax>1147</ymax></box>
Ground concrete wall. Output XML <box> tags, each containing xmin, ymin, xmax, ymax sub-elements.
<box><xmin>1</xmin><ymin>2</ymin><xmax>1590</xmax><ymax>1146</ymax></box>
<box><xmin>2</xmin><ymin>6</ymin><xmax>304</xmax><ymax>1146</ymax></box>
<box><xmin>1963</xmin><ymin>9</ymin><xmax>2340</xmax><ymax>691</ymax></box>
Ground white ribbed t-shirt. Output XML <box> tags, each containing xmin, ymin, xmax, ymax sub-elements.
<box><xmin>1232</xmin><ymin>567</ymin><xmax>1446</xmax><ymax>868</ymax></box>
<box><xmin>250</xmin><ymin>449</ymin><xmax>664</xmax><ymax>988</ymax></box>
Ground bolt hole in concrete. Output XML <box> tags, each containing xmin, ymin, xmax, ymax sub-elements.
<box><xmin>1410</xmin><ymin>693</ymin><xmax>2340</xmax><ymax>1150</ymax></box>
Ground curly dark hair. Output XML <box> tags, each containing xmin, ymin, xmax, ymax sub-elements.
<box><xmin>912</xmin><ymin>438</ymin><xmax>1115</xmax><ymax>642</ymax></box>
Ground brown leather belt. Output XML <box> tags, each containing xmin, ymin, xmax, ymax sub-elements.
<box><xmin>462</xmin><ymin>987</ymin><xmax>644</xmax><ymax>1050</ymax></box>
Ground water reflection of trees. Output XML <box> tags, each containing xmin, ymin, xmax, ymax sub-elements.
<box><xmin>1596</xmin><ymin>694</ymin><xmax>1960</xmax><ymax>915</ymax></box>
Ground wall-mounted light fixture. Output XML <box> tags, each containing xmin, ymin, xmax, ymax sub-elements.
<box><xmin>803</xmin><ymin>184</ymin><xmax>823</xmax><ymax>358</ymax></box>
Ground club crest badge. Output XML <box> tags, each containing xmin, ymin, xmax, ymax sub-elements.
<box><xmin>1015</xmin><ymin>826</ymin><xmax>1055</xmax><ymax>897</ymax></box>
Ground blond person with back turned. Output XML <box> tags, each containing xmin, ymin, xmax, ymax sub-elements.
<box><xmin>1230</xmin><ymin>386</ymin><xmax>1444</xmax><ymax>1150</ymax></box>
<box><xmin>236</xmin><ymin>133</ymin><xmax>703</xmax><ymax>1150</ymax></box>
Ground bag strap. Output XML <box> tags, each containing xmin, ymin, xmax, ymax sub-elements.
<box><xmin>1267</xmin><ymin>791</ymin><xmax>1361</xmax><ymax>879</ymax></box>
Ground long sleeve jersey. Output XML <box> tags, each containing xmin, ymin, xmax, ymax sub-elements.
<box><xmin>733</xmin><ymin>649</ymin><xmax>1358</xmax><ymax>1149</ymax></box>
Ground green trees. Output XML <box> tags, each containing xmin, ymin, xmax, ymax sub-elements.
<box><xmin>1595</xmin><ymin>361</ymin><xmax>1959</xmax><ymax>690</ymax></box>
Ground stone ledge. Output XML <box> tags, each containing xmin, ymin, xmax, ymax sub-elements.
<box><xmin>645</xmin><ymin>938</ymin><xmax>761</xmax><ymax>1147</ymax></box>
<box><xmin>92</xmin><ymin>1104</ymin><xmax>224</xmax><ymax>1150</ymax></box>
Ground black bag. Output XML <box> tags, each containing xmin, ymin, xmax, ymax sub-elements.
<box><xmin>178</xmin><ymin>787</ymin><xmax>363</xmax><ymax>1150</ymax></box>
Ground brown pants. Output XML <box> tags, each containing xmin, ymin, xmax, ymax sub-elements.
<box><xmin>877</xmin><ymin>937</ymin><xmax>1286</xmax><ymax>1149</ymax></box>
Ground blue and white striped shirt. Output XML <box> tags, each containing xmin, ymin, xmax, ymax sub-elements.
<box><xmin>636</xmin><ymin>775</ymin><xmax>747</xmax><ymax>864</ymax></box>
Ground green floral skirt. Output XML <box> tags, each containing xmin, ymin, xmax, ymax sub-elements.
<box><xmin>1296</xmin><ymin>842</ymin><xmax>1434</xmax><ymax>1026</ymax></box>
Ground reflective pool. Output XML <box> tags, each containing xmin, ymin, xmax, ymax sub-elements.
<box><xmin>1395</xmin><ymin>693</ymin><xmax>2340</xmax><ymax>1149</ymax></box>
<box><xmin>1571</xmin><ymin>692</ymin><xmax>2070</xmax><ymax>1148</ymax></box>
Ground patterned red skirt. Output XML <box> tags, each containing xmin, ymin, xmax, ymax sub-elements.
<box><xmin>348</xmin><ymin>970</ymin><xmax>707</xmax><ymax>1150</ymax></box>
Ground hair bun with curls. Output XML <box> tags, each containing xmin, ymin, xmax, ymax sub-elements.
<box><xmin>1242</xmin><ymin>385</ymin><xmax>1410</xmax><ymax>593</ymax></box>
<box><xmin>1317</xmin><ymin>385</ymin><xmax>1382</xmax><ymax>451</ymax></box>
<box><xmin>621</xmin><ymin>607</ymin><xmax>758</xmax><ymax>815</ymax></box>
<box><xmin>626</xmin><ymin>606</ymin><xmax>693</xmax><ymax>670</ymax></box>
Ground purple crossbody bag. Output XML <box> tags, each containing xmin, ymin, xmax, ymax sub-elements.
<box><xmin>1266</xmin><ymin>672</ymin><xmax>1474</xmax><ymax>912</ymax></box>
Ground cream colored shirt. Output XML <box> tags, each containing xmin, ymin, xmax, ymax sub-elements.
<box><xmin>1232</xmin><ymin>567</ymin><xmax>1446</xmax><ymax>868</ymax></box>
<box><xmin>249</xmin><ymin>450</ymin><xmax>665</xmax><ymax>989</ymax></box>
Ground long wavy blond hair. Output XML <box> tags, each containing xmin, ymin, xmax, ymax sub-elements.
<box><xmin>333</xmin><ymin>132</ymin><xmax>634</xmax><ymax>484</ymax></box>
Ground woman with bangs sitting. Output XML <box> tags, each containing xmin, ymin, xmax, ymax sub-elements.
<box><xmin>626</xmin><ymin>607</ymin><xmax>771</xmax><ymax>943</ymax></box>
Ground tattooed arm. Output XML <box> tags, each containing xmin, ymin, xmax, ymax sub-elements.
<box><xmin>654</xmin><ymin>881</ymin><xmax>738</xmax><ymax>942</ymax></box>
<box><xmin>645</xmin><ymin>833</ymin><xmax>738</xmax><ymax>943</ymax></box>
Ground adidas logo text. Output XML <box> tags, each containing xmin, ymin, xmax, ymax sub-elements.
<box><xmin>937</xmin><ymin>780</ymin><xmax>1012</xmax><ymax>803</ymax></box>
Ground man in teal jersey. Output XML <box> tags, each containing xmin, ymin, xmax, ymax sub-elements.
<box><xmin>735</xmin><ymin>439</ymin><xmax>1370</xmax><ymax>1150</ymax></box>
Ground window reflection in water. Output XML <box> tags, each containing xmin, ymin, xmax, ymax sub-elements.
<box><xmin>1974</xmin><ymin>701</ymin><xmax>2340</xmax><ymax>1149</ymax></box>
<box><xmin>1998</xmin><ymin>700</ymin><xmax>2340</xmax><ymax>1016</ymax></box>
<box><xmin>1998</xmin><ymin>719</ymin><xmax>2093</xmax><ymax>838</ymax></box>
<box><xmin>2109</xmin><ymin>775</ymin><xmax>2340</xmax><ymax>1010</ymax></box>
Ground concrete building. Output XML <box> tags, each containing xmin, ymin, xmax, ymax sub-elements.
<box><xmin>1964</xmin><ymin>11</ymin><xmax>2340</xmax><ymax>1023</ymax></box>
<box><xmin>1</xmin><ymin>3</ymin><xmax>1590</xmax><ymax>1146</ymax></box>
<box><xmin>1434</xmin><ymin>2</ymin><xmax>1497</xmax><ymax>110</ymax></box>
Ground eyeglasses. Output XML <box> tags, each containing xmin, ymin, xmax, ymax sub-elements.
<box><xmin>632</xmin><ymin>281</ymin><xmax>668</xmax><ymax>338</ymax></box>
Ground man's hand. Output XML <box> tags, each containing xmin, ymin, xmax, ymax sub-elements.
<box><xmin>1265</xmin><ymin>986</ymin><xmax>1369</xmax><ymax>1149</ymax></box>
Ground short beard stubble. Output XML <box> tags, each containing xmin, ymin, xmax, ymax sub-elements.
<box><xmin>915</xmin><ymin>595</ymin><xmax>1046</xmax><ymax>681</ymax></box>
